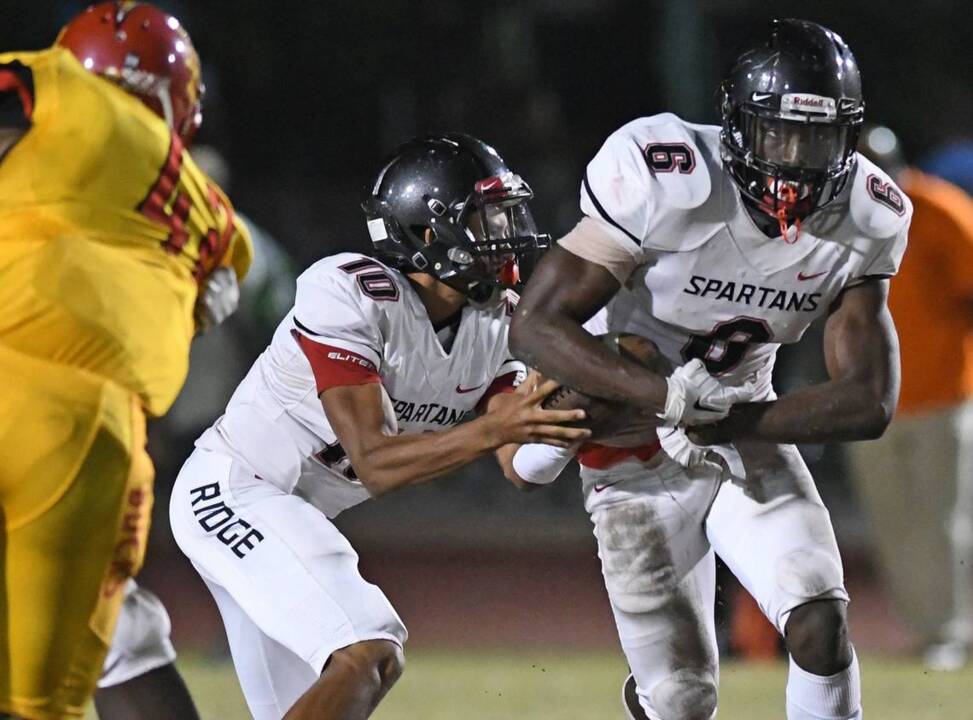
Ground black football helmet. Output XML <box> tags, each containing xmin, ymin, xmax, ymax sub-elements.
<box><xmin>362</xmin><ymin>133</ymin><xmax>550</xmax><ymax>302</ymax></box>
<box><xmin>720</xmin><ymin>19</ymin><xmax>864</xmax><ymax>232</ymax></box>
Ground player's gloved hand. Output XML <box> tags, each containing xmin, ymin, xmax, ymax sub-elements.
<box><xmin>656</xmin><ymin>426</ymin><xmax>709</xmax><ymax>467</ymax></box>
<box><xmin>657</xmin><ymin>426</ymin><xmax>748</xmax><ymax>479</ymax></box>
<box><xmin>194</xmin><ymin>266</ymin><xmax>240</xmax><ymax>334</ymax></box>
<box><xmin>657</xmin><ymin>359</ymin><xmax>754</xmax><ymax>427</ymax></box>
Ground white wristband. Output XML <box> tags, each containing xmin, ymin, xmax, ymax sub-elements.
<box><xmin>511</xmin><ymin>444</ymin><xmax>576</xmax><ymax>485</ymax></box>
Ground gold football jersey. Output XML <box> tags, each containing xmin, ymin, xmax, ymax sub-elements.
<box><xmin>0</xmin><ymin>47</ymin><xmax>252</xmax><ymax>416</ymax></box>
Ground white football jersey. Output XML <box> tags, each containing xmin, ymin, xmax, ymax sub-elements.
<box><xmin>579</xmin><ymin>113</ymin><xmax>912</xmax><ymax>395</ymax></box>
<box><xmin>197</xmin><ymin>252</ymin><xmax>523</xmax><ymax>517</ymax></box>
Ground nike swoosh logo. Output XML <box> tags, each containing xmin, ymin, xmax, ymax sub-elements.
<box><xmin>797</xmin><ymin>270</ymin><xmax>828</xmax><ymax>281</ymax></box>
<box><xmin>838</xmin><ymin>98</ymin><xmax>859</xmax><ymax>113</ymax></box>
<box><xmin>752</xmin><ymin>92</ymin><xmax>773</xmax><ymax>102</ymax></box>
<box><xmin>593</xmin><ymin>480</ymin><xmax>622</xmax><ymax>493</ymax></box>
<box><xmin>693</xmin><ymin>398</ymin><xmax>721</xmax><ymax>413</ymax></box>
<box><xmin>455</xmin><ymin>383</ymin><xmax>484</xmax><ymax>394</ymax></box>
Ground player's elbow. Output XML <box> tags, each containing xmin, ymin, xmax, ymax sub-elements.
<box><xmin>502</xmin><ymin>464</ymin><xmax>540</xmax><ymax>492</ymax></box>
<box><xmin>356</xmin><ymin>472</ymin><xmax>392</xmax><ymax>498</ymax></box>
<box><xmin>860</xmin><ymin>400</ymin><xmax>895</xmax><ymax>440</ymax></box>
<box><xmin>345</xmin><ymin>454</ymin><xmax>393</xmax><ymax>498</ymax></box>
<box><xmin>853</xmin><ymin>392</ymin><xmax>895</xmax><ymax>440</ymax></box>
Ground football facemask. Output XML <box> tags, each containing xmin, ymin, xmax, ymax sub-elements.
<box><xmin>454</xmin><ymin>173</ymin><xmax>549</xmax><ymax>288</ymax></box>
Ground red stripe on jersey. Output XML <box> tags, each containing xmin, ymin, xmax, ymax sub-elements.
<box><xmin>0</xmin><ymin>68</ymin><xmax>34</xmax><ymax>120</ymax></box>
<box><xmin>294</xmin><ymin>332</ymin><xmax>380</xmax><ymax>394</ymax></box>
<box><xmin>577</xmin><ymin>440</ymin><xmax>661</xmax><ymax>470</ymax></box>
<box><xmin>475</xmin><ymin>371</ymin><xmax>519</xmax><ymax>413</ymax></box>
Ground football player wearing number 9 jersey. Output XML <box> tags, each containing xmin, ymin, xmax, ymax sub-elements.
<box><xmin>510</xmin><ymin>19</ymin><xmax>911</xmax><ymax>720</ymax></box>
<box><xmin>168</xmin><ymin>134</ymin><xmax>589</xmax><ymax>720</ymax></box>
<box><xmin>0</xmin><ymin>2</ymin><xmax>252</xmax><ymax>718</ymax></box>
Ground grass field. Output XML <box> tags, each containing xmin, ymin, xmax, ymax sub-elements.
<box><xmin>87</xmin><ymin>650</ymin><xmax>973</xmax><ymax>719</ymax></box>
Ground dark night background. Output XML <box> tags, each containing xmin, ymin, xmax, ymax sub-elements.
<box><xmin>6</xmin><ymin>1</ymin><xmax>972</xmax><ymax>266</ymax></box>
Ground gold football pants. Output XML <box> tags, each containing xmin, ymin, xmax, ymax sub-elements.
<box><xmin>0</xmin><ymin>344</ymin><xmax>153</xmax><ymax>720</ymax></box>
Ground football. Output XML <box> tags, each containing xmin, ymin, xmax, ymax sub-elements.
<box><xmin>541</xmin><ymin>333</ymin><xmax>674</xmax><ymax>443</ymax></box>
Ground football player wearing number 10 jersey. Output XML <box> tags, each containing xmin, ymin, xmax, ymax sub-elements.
<box><xmin>169</xmin><ymin>134</ymin><xmax>589</xmax><ymax>720</ymax></box>
<box><xmin>0</xmin><ymin>3</ymin><xmax>251</xmax><ymax>718</ymax></box>
<box><xmin>511</xmin><ymin>19</ymin><xmax>911</xmax><ymax>720</ymax></box>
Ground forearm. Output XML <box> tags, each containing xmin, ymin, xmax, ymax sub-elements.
<box><xmin>354</xmin><ymin>416</ymin><xmax>500</xmax><ymax>495</ymax></box>
<box><xmin>510</xmin><ymin>245</ymin><xmax>669</xmax><ymax>411</ymax></box>
<box><xmin>700</xmin><ymin>281</ymin><xmax>900</xmax><ymax>446</ymax></box>
<box><xmin>718</xmin><ymin>377</ymin><xmax>893</xmax><ymax>444</ymax></box>
<box><xmin>511</xmin><ymin>309</ymin><xmax>668</xmax><ymax>411</ymax></box>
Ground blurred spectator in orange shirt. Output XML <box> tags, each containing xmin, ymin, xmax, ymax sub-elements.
<box><xmin>847</xmin><ymin>126</ymin><xmax>973</xmax><ymax>670</ymax></box>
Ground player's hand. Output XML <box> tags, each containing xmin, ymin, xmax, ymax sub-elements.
<box><xmin>657</xmin><ymin>359</ymin><xmax>755</xmax><ymax>427</ymax></box>
<box><xmin>482</xmin><ymin>379</ymin><xmax>592</xmax><ymax>448</ymax></box>
<box><xmin>195</xmin><ymin>266</ymin><xmax>240</xmax><ymax>334</ymax></box>
<box><xmin>514</xmin><ymin>369</ymin><xmax>546</xmax><ymax>395</ymax></box>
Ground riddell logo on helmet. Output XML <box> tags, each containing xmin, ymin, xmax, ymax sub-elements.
<box><xmin>781</xmin><ymin>93</ymin><xmax>837</xmax><ymax>119</ymax></box>
<box><xmin>793</xmin><ymin>96</ymin><xmax>825</xmax><ymax>107</ymax></box>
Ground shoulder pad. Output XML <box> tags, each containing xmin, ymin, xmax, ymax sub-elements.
<box><xmin>293</xmin><ymin>253</ymin><xmax>393</xmax><ymax>362</ymax></box>
<box><xmin>627</xmin><ymin>114</ymin><xmax>713</xmax><ymax>210</ymax></box>
<box><xmin>848</xmin><ymin>154</ymin><xmax>913</xmax><ymax>240</ymax></box>
<box><xmin>582</xmin><ymin>114</ymin><xmax>716</xmax><ymax>251</ymax></box>
<box><xmin>299</xmin><ymin>253</ymin><xmax>402</xmax><ymax>307</ymax></box>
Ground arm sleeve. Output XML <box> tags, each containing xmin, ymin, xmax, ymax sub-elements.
<box><xmin>0</xmin><ymin>61</ymin><xmax>34</xmax><ymax>129</ymax></box>
<box><xmin>512</xmin><ymin>444</ymin><xmax>576</xmax><ymax>485</ymax></box>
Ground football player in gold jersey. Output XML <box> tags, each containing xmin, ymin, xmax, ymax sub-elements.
<box><xmin>0</xmin><ymin>3</ymin><xmax>252</xmax><ymax>718</ymax></box>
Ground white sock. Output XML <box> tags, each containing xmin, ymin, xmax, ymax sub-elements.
<box><xmin>785</xmin><ymin>648</ymin><xmax>862</xmax><ymax>719</ymax></box>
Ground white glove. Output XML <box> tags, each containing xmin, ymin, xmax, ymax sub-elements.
<box><xmin>657</xmin><ymin>359</ymin><xmax>755</xmax><ymax>427</ymax></box>
<box><xmin>195</xmin><ymin>266</ymin><xmax>240</xmax><ymax>333</ymax></box>
<box><xmin>656</xmin><ymin>427</ymin><xmax>709</xmax><ymax>467</ymax></box>
<box><xmin>656</xmin><ymin>426</ymin><xmax>747</xmax><ymax>479</ymax></box>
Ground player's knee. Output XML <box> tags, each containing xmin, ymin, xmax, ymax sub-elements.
<box><xmin>648</xmin><ymin>668</ymin><xmax>718</xmax><ymax>720</ymax></box>
<box><xmin>785</xmin><ymin>600</ymin><xmax>851</xmax><ymax>676</ymax></box>
<box><xmin>326</xmin><ymin>640</ymin><xmax>404</xmax><ymax>696</ymax></box>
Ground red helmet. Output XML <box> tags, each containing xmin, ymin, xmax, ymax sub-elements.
<box><xmin>57</xmin><ymin>2</ymin><xmax>204</xmax><ymax>144</ymax></box>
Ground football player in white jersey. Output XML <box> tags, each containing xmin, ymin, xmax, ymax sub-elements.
<box><xmin>509</xmin><ymin>19</ymin><xmax>911</xmax><ymax>720</ymax></box>
<box><xmin>169</xmin><ymin>134</ymin><xmax>591</xmax><ymax>720</ymax></box>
